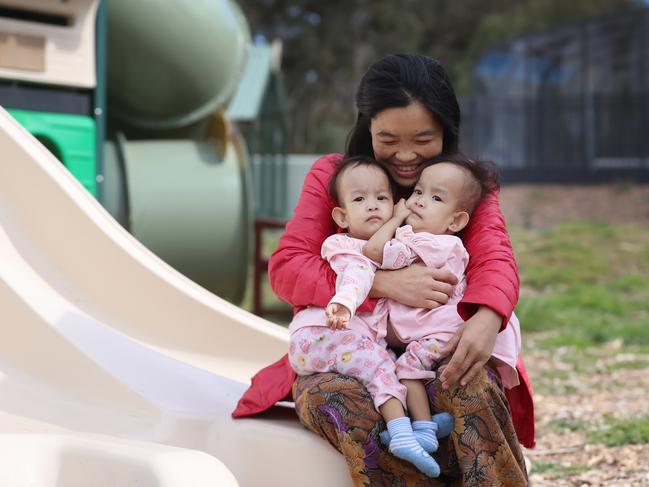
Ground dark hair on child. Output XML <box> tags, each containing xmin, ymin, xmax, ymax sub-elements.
<box><xmin>418</xmin><ymin>153</ymin><xmax>500</xmax><ymax>214</ymax></box>
<box><xmin>329</xmin><ymin>155</ymin><xmax>396</xmax><ymax>203</ymax></box>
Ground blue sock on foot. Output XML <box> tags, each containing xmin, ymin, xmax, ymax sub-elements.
<box><xmin>380</xmin><ymin>412</ymin><xmax>455</xmax><ymax>450</ymax></box>
<box><xmin>432</xmin><ymin>412</ymin><xmax>455</xmax><ymax>438</ymax></box>
<box><xmin>386</xmin><ymin>417</ymin><xmax>440</xmax><ymax>477</ymax></box>
<box><xmin>412</xmin><ymin>420</ymin><xmax>439</xmax><ymax>452</ymax></box>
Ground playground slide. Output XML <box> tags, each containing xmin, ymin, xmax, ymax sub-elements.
<box><xmin>0</xmin><ymin>107</ymin><xmax>351</xmax><ymax>485</ymax></box>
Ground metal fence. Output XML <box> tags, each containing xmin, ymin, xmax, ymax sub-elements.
<box><xmin>462</xmin><ymin>94</ymin><xmax>649</xmax><ymax>183</ymax></box>
<box><xmin>462</xmin><ymin>8</ymin><xmax>649</xmax><ymax>183</ymax></box>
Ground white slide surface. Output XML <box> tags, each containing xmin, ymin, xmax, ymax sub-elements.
<box><xmin>0</xmin><ymin>107</ymin><xmax>351</xmax><ymax>486</ymax></box>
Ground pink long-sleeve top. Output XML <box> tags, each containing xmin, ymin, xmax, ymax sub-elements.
<box><xmin>288</xmin><ymin>233</ymin><xmax>385</xmax><ymax>339</ymax></box>
<box><xmin>383</xmin><ymin>226</ymin><xmax>521</xmax><ymax>389</ymax></box>
<box><xmin>291</xmin><ymin>227</ymin><xmax>521</xmax><ymax>389</ymax></box>
<box><xmin>232</xmin><ymin>153</ymin><xmax>535</xmax><ymax>449</ymax></box>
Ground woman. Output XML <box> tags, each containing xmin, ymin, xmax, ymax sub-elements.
<box><xmin>234</xmin><ymin>54</ymin><xmax>534</xmax><ymax>486</ymax></box>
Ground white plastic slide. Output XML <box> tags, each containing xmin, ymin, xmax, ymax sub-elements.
<box><xmin>0</xmin><ymin>107</ymin><xmax>351</xmax><ymax>486</ymax></box>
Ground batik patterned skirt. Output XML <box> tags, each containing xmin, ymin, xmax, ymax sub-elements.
<box><xmin>292</xmin><ymin>360</ymin><xmax>528</xmax><ymax>486</ymax></box>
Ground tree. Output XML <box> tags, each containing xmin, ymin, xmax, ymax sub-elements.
<box><xmin>236</xmin><ymin>0</ymin><xmax>640</xmax><ymax>153</ymax></box>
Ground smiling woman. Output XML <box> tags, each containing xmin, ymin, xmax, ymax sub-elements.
<box><xmin>235</xmin><ymin>53</ymin><xmax>534</xmax><ymax>486</ymax></box>
<box><xmin>370</xmin><ymin>102</ymin><xmax>444</xmax><ymax>187</ymax></box>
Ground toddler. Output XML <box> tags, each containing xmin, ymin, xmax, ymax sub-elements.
<box><xmin>362</xmin><ymin>154</ymin><xmax>522</xmax><ymax>448</ymax></box>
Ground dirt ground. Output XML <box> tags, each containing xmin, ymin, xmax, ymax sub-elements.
<box><xmin>523</xmin><ymin>339</ymin><xmax>649</xmax><ymax>486</ymax></box>
<box><xmin>499</xmin><ymin>183</ymin><xmax>649</xmax><ymax>486</ymax></box>
<box><xmin>499</xmin><ymin>183</ymin><xmax>649</xmax><ymax>229</ymax></box>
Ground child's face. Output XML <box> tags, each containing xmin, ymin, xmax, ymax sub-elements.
<box><xmin>405</xmin><ymin>163</ymin><xmax>469</xmax><ymax>235</ymax></box>
<box><xmin>334</xmin><ymin>164</ymin><xmax>394</xmax><ymax>240</ymax></box>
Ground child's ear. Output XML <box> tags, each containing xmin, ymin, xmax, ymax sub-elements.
<box><xmin>448</xmin><ymin>211</ymin><xmax>470</xmax><ymax>233</ymax></box>
<box><xmin>331</xmin><ymin>207</ymin><xmax>349</xmax><ymax>229</ymax></box>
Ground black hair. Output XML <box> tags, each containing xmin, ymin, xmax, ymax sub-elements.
<box><xmin>418</xmin><ymin>153</ymin><xmax>500</xmax><ymax>214</ymax></box>
<box><xmin>329</xmin><ymin>155</ymin><xmax>396</xmax><ymax>204</ymax></box>
<box><xmin>345</xmin><ymin>54</ymin><xmax>460</xmax><ymax>159</ymax></box>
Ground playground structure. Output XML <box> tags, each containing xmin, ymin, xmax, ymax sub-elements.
<box><xmin>0</xmin><ymin>0</ymin><xmax>265</xmax><ymax>303</ymax></box>
<box><xmin>0</xmin><ymin>1</ymin><xmax>350</xmax><ymax>485</ymax></box>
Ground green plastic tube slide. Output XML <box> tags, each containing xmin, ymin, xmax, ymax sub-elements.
<box><xmin>106</xmin><ymin>0</ymin><xmax>250</xmax><ymax>131</ymax></box>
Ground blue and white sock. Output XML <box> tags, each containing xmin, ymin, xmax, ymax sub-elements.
<box><xmin>386</xmin><ymin>417</ymin><xmax>440</xmax><ymax>477</ymax></box>
<box><xmin>380</xmin><ymin>421</ymin><xmax>439</xmax><ymax>453</ymax></box>
<box><xmin>412</xmin><ymin>420</ymin><xmax>439</xmax><ymax>452</ymax></box>
<box><xmin>380</xmin><ymin>412</ymin><xmax>455</xmax><ymax>452</ymax></box>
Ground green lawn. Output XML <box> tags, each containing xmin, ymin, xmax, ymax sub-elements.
<box><xmin>512</xmin><ymin>222</ymin><xmax>649</xmax><ymax>349</ymax></box>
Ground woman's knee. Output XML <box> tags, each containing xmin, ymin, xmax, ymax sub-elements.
<box><xmin>295</xmin><ymin>372</ymin><xmax>372</xmax><ymax>401</ymax></box>
<box><xmin>294</xmin><ymin>373</ymin><xmax>383</xmax><ymax>426</ymax></box>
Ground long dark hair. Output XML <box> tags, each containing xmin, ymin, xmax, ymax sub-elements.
<box><xmin>345</xmin><ymin>54</ymin><xmax>460</xmax><ymax>158</ymax></box>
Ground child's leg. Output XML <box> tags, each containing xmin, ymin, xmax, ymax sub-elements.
<box><xmin>390</xmin><ymin>339</ymin><xmax>454</xmax><ymax>453</ymax></box>
<box><xmin>394</xmin><ymin>338</ymin><xmax>444</xmax><ymax>381</ymax></box>
<box><xmin>320</xmin><ymin>333</ymin><xmax>440</xmax><ymax>478</ymax></box>
<box><xmin>290</xmin><ymin>327</ymin><xmax>409</xmax><ymax>408</ymax></box>
<box><xmin>403</xmin><ymin>378</ymin><xmax>432</xmax><ymax>421</ymax></box>
<box><xmin>384</xmin><ymin>418</ymin><xmax>441</xmax><ymax>477</ymax></box>
<box><xmin>378</xmin><ymin>396</ymin><xmax>406</xmax><ymax>421</ymax></box>
<box><xmin>394</xmin><ymin>338</ymin><xmax>455</xmax><ymax>437</ymax></box>
<box><xmin>398</xmin><ymin>379</ymin><xmax>439</xmax><ymax>453</ymax></box>
<box><xmin>288</xmin><ymin>327</ymin><xmax>338</xmax><ymax>375</ymax></box>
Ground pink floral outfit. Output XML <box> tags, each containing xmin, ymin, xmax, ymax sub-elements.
<box><xmin>288</xmin><ymin>226</ymin><xmax>521</xmax><ymax>412</ymax></box>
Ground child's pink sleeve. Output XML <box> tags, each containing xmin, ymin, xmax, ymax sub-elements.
<box><xmin>381</xmin><ymin>239</ymin><xmax>417</xmax><ymax>270</ymax></box>
<box><xmin>322</xmin><ymin>234</ymin><xmax>377</xmax><ymax>317</ymax></box>
<box><xmin>393</xmin><ymin>226</ymin><xmax>468</xmax><ymax>283</ymax></box>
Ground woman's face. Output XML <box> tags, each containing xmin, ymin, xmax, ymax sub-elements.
<box><xmin>370</xmin><ymin>101</ymin><xmax>444</xmax><ymax>188</ymax></box>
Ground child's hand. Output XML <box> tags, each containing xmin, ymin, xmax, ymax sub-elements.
<box><xmin>325</xmin><ymin>303</ymin><xmax>351</xmax><ymax>330</ymax></box>
<box><xmin>393</xmin><ymin>199</ymin><xmax>411</xmax><ymax>222</ymax></box>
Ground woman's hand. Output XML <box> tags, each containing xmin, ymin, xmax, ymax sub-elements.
<box><xmin>371</xmin><ymin>263</ymin><xmax>457</xmax><ymax>308</ymax></box>
<box><xmin>438</xmin><ymin>306</ymin><xmax>501</xmax><ymax>389</ymax></box>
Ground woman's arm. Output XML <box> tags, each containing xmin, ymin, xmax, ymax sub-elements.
<box><xmin>268</xmin><ymin>155</ymin><xmax>341</xmax><ymax>309</ymax></box>
<box><xmin>458</xmin><ymin>189</ymin><xmax>519</xmax><ymax>327</ymax></box>
<box><xmin>370</xmin><ymin>265</ymin><xmax>457</xmax><ymax>308</ymax></box>
<box><xmin>438</xmin><ymin>306</ymin><xmax>501</xmax><ymax>388</ymax></box>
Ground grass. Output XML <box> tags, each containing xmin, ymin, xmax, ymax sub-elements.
<box><xmin>547</xmin><ymin>413</ymin><xmax>649</xmax><ymax>447</ymax></box>
<box><xmin>604</xmin><ymin>359</ymin><xmax>649</xmax><ymax>372</ymax></box>
<box><xmin>550</xmin><ymin>418</ymin><xmax>590</xmax><ymax>433</ymax></box>
<box><xmin>531</xmin><ymin>460</ymin><xmax>590</xmax><ymax>476</ymax></box>
<box><xmin>549</xmin><ymin>413</ymin><xmax>649</xmax><ymax>447</ymax></box>
<box><xmin>587</xmin><ymin>414</ymin><xmax>649</xmax><ymax>447</ymax></box>
<box><xmin>512</xmin><ymin>222</ymin><xmax>649</xmax><ymax>348</ymax></box>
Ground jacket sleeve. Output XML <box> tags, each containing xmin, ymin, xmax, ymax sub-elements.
<box><xmin>458</xmin><ymin>189</ymin><xmax>520</xmax><ymax>328</ymax></box>
<box><xmin>268</xmin><ymin>154</ymin><xmax>376</xmax><ymax>312</ymax></box>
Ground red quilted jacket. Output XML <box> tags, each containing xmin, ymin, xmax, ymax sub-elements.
<box><xmin>233</xmin><ymin>154</ymin><xmax>535</xmax><ymax>449</ymax></box>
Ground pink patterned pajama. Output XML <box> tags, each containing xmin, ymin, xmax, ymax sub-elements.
<box><xmin>394</xmin><ymin>338</ymin><xmax>446</xmax><ymax>381</ymax></box>
<box><xmin>288</xmin><ymin>227</ymin><xmax>522</xmax><ymax>415</ymax></box>
<box><xmin>288</xmin><ymin>326</ymin><xmax>408</xmax><ymax>410</ymax></box>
